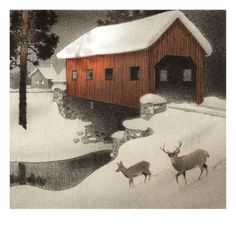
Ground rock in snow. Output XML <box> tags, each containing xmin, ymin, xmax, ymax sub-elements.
<box><xmin>111</xmin><ymin>131</ymin><xmax>125</xmax><ymax>140</ymax></box>
<box><xmin>73</xmin><ymin>138</ymin><xmax>80</xmax><ymax>143</ymax></box>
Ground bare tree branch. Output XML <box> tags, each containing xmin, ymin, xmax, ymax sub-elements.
<box><xmin>26</xmin><ymin>58</ymin><xmax>39</xmax><ymax>65</ymax></box>
<box><xmin>27</xmin><ymin>45</ymin><xmax>38</xmax><ymax>54</ymax></box>
<box><xmin>10</xmin><ymin>60</ymin><xmax>20</xmax><ymax>69</ymax></box>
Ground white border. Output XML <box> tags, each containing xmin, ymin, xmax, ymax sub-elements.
<box><xmin>1</xmin><ymin>1</ymin><xmax>235</xmax><ymax>236</ymax></box>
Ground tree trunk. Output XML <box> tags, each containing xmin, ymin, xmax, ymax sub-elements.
<box><xmin>19</xmin><ymin>10</ymin><xmax>28</xmax><ymax>129</ymax></box>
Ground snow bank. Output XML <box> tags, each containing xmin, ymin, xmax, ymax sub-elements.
<box><xmin>11</xmin><ymin>98</ymin><xmax>225</xmax><ymax>209</ymax></box>
<box><xmin>52</xmin><ymin>84</ymin><xmax>66</xmax><ymax>91</ymax></box>
<box><xmin>11</xmin><ymin>159</ymin><xmax>226</xmax><ymax>208</ymax></box>
<box><xmin>122</xmin><ymin>118</ymin><xmax>149</xmax><ymax>131</ymax></box>
<box><xmin>57</xmin><ymin>11</ymin><xmax>212</xmax><ymax>59</ymax></box>
<box><xmin>11</xmin><ymin>86</ymin><xmax>53</xmax><ymax>93</ymax></box>
<box><xmin>111</xmin><ymin>131</ymin><xmax>125</xmax><ymax>140</ymax></box>
<box><xmin>169</xmin><ymin>97</ymin><xmax>226</xmax><ymax>118</ymax></box>
<box><xmin>10</xmin><ymin>93</ymin><xmax>111</xmax><ymax>162</ymax></box>
<box><xmin>140</xmin><ymin>93</ymin><xmax>167</xmax><ymax>104</ymax></box>
<box><xmin>202</xmin><ymin>96</ymin><xmax>226</xmax><ymax>110</ymax></box>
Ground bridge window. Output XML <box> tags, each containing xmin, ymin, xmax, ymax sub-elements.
<box><xmin>105</xmin><ymin>68</ymin><xmax>113</xmax><ymax>80</ymax></box>
<box><xmin>160</xmin><ymin>70</ymin><xmax>168</xmax><ymax>82</ymax></box>
<box><xmin>130</xmin><ymin>66</ymin><xmax>140</xmax><ymax>80</ymax></box>
<box><xmin>183</xmin><ymin>69</ymin><xmax>192</xmax><ymax>81</ymax></box>
<box><xmin>86</xmin><ymin>69</ymin><xmax>93</xmax><ymax>80</ymax></box>
<box><xmin>72</xmin><ymin>70</ymin><xmax>77</xmax><ymax>80</ymax></box>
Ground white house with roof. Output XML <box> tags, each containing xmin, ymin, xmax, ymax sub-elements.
<box><xmin>52</xmin><ymin>68</ymin><xmax>66</xmax><ymax>90</ymax></box>
<box><xmin>29</xmin><ymin>64</ymin><xmax>57</xmax><ymax>89</ymax></box>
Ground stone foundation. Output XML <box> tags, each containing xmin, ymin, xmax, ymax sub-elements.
<box><xmin>80</xmin><ymin>125</ymin><xmax>112</xmax><ymax>144</ymax></box>
<box><xmin>53</xmin><ymin>89</ymin><xmax>112</xmax><ymax>144</ymax></box>
<box><xmin>140</xmin><ymin>102</ymin><xmax>167</xmax><ymax>120</ymax></box>
<box><xmin>53</xmin><ymin>89</ymin><xmax>81</xmax><ymax>120</ymax></box>
<box><xmin>53</xmin><ymin>90</ymin><xmax>166</xmax><ymax>150</ymax></box>
<box><xmin>124</xmin><ymin>127</ymin><xmax>153</xmax><ymax>141</ymax></box>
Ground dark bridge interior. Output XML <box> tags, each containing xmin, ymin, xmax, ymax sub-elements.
<box><xmin>155</xmin><ymin>55</ymin><xmax>196</xmax><ymax>103</ymax></box>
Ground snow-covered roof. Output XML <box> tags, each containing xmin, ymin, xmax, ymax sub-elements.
<box><xmin>53</xmin><ymin>68</ymin><xmax>66</xmax><ymax>83</ymax></box>
<box><xmin>28</xmin><ymin>65</ymin><xmax>57</xmax><ymax>80</ymax></box>
<box><xmin>140</xmin><ymin>93</ymin><xmax>167</xmax><ymax>104</ymax></box>
<box><xmin>57</xmin><ymin>11</ymin><xmax>212</xmax><ymax>59</ymax></box>
<box><xmin>122</xmin><ymin>118</ymin><xmax>150</xmax><ymax>131</ymax></box>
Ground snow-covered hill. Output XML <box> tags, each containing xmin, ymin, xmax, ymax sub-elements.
<box><xmin>11</xmin><ymin>97</ymin><xmax>225</xmax><ymax>208</ymax></box>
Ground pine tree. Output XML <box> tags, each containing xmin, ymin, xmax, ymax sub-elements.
<box><xmin>10</xmin><ymin>10</ymin><xmax>59</xmax><ymax>129</ymax></box>
<box><xmin>97</xmin><ymin>10</ymin><xmax>168</xmax><ymax>26</ymax></box>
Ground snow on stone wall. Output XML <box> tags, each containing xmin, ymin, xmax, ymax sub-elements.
<box><xmin>122</xmin><ymin>118</ymin><xmax>149</xmax><ymax>131</ymax></box>
<box><xmin>140</xmin><ymin>93</ymin><xmax>167</xmax><ymax>104</ymax></box>
<box><xmin>140</xmin><ymin>93</ymin><xmax>167</xmax><ymax>120</ymax></box>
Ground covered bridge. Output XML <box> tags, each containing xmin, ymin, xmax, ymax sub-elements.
<box><xmin>57</xmin><ymin>10</ymin><xmax>212</xmax><ymax>108</ymax></box>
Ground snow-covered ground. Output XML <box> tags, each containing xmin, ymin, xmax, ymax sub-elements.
<box><xmin>168</xmin><ymin>96</ymin><xmax>226</xmax><ymax>118</ymax></box>
<box><xmin>10</xmin><ymin>87</ymin><xmax>54</xmax><ymax>93</ymax></box>
<box><xmin>11</xmin><ymin>96</ymin><xmax>225</xmax><ymax>208</ymax></box>
<box><xmin>10</xmin><ymin>93</ymin><xmax>111</xmax><ymax>162</ymax></box>
<box><xmin>202</xmin><ymin>96</ymin><xmax>226</xmax><ymax>110</ymax></box>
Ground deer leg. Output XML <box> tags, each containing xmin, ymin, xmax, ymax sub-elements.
<box><xmin>129</xmin><ymin>179</ymin><xmax>132</xmax><ymax>188</ymax></box>
<box><xmin>183</xmin><ymin>172</ymin><xmax>187</xmax><ymax>184</ymax></box>
<box><xmin>129</xmin><ymin>178</ymin><xmax>134</xmax><ymax>188</ymax></box>
<box><xmin>198</xmin><ymin>166</ymin><xmax>204</xmax><ymax>180</ymax></box>
<box><xmin>203</xmin><ymin>164</ymin><xmax>208</xmax><ymax>176</ymax></box>
<box><xmin>148</xmin><ymin>172</ymin><xmax>151</xmax><ymax>181</ymax></box>
<box><xmin>176</xmin><ymin>172</ymin><xmax>182</xmax><ymax>184</ymax></box>
<box><xmin>144</xmin><ymin>174</ymin><xmax>147</xmax><ymax>183</ymax></box>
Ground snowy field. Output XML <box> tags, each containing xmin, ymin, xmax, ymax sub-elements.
<box><xmin>10</xmin><ymin>93</ymin><xmax>226</xmax><ymax>208</ymax></box>
<box><xmin>10</xmin><ymin>93</ymin><xmax>111</xmax><ymax>162</ymax></box>
<box><xmin>169</xmin><ymin>96</ymin><xmax>226</xmax><ymax>117</ymax></box>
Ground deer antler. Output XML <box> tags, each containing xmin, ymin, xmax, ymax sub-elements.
<box><xmin>173</xmin><ymin>141</ymin><xmax>182</xmax><ymax>154</ymax></box>
<box><xmin>160</xmin><ymin>144</ymin><xmax>169</xmax><ymax>154</ymax></box>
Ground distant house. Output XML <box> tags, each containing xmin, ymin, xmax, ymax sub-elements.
<box><xmin>52</xmin><ymin>68</ymin><xmax>66</xmax><ymax>90</ymax></box>
<box><xmin>57</xmin><ymin>11</ymin><xmax>212</xmax><ymax>108</ymax></box>
<box><xmin>29</xmin><ymin>65</ymin><xmax>57</xmax><ymax>89</ymax></box>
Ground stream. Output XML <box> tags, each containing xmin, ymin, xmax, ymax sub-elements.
<box><xmin>10</xmin><ymin>150</ymin><xmax>112</xmax><ymax>191</ymax></box>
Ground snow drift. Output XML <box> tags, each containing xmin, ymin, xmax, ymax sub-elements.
<box><xmin>11</xmin><ymin>102</ymin><xmax>225</xmax><ymax>208</ymax></box>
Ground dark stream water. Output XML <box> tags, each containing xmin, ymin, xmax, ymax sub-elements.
<box><xmin>10</xmin><ymin>150</ymin><xmax>112</xmax><ymax>191</ymax></box>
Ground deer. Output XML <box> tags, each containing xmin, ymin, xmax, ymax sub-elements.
<box><xmin>116</xmin><ymin>161</ymin><xmax>151</xmax><ymax>188</ymax></box>
<box><xmin>160</xmin><ymin>141</ymin><xmax>209</xmax><ymax>184</ymax></box>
